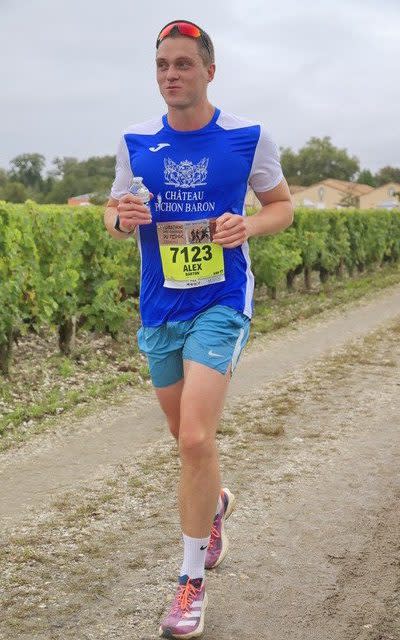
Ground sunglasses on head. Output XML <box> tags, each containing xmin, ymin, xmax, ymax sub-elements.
<box><xmin>156</xmin><ymin>20</ymin><xmax>211</xmax><ymax>57</ymax></box>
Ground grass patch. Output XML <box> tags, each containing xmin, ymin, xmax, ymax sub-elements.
<box><xmin>255</xmin><ymin>421</ymin><xmax>285</xmax><ymax>437</ymax></box>
<box><xmin>0</xmin><ymin>371</ymin><xmax>146</xmax><ymax>452</ymax></box>
<box><xmin>251</xmin><ymin>262</ymin><xmax>400</xmax><ymax>337</ymax></box>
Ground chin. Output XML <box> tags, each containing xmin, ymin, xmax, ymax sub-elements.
<box><xmin>161</xmin><ymin>91</ymin><xmax>188</xmax><ymax>106</ymax></box>
<box><xmin>164</xmin><ymin>97</ymin><xmax>190</xmax><ymax>109</ymax></box>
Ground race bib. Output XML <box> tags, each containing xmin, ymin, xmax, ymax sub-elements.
<box><xmin>157</xmin><ymin>218</ymin><xmax>225</xmax><ymax>289</ymax></box>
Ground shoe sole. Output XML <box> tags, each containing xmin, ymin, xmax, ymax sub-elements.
<box><xmin>206</xmin><ymin>487</ymin><xmax>236</xmax><ymax>569</ymax></box>
<box><xmin>223</xmin><ymin>487</ymin><xmax>236</xmax><ymax>520</ymax></box>
<box><xmin>159</xmin><ymin>592</ymin><xmax>208</xmax><ymax>639</ymax></box>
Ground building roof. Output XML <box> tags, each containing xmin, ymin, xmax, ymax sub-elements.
<box><xmin>359</xmin><ymin>182</ymin><xmax>400</xmax><ymax>203</ymax></box>
<box><xmin>322</xmin><ymin>179</ymin><xmax>374</xmax><ymax>195</ymax></box>
<box><xmin>362</xmin><ymin>181</ymin><xmax>400</xmax><ymax>193</ymax></box>
<box><xmin>293</xmin><ymin>179</ymin><xmax>374</xmax><ymax>196</ymax></box>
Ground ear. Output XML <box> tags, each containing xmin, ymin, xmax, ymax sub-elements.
<box><xmin>207</xmin><ymin>63</ymin><xmax>216</xmax><ymax>82</ymax></box>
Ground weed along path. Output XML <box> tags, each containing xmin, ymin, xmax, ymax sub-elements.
<box><xmin>0</xmin><ymin>285</ymin><xmax>400</xmax><ymax>639</ymax></box>
<box><xmin>1</xmin><ymin>283</ymin><xmax>400</xmax><ymax>530</ymax></box>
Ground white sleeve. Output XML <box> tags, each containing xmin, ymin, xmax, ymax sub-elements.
<box><xmin>248</xmin><ymin>126</ymin><xmax>284</xmax><ymax>193</ymax></box>
<box><xmin>110</xmin><ymin>135</ymin><xmax>133</xmax><ymax>200</ymax></box>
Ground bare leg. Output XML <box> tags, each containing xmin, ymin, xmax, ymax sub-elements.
<box><xmin>155</xmin><ymin>379</ymin><xmax>184</xmax><ymax>440</ymax></box>
<box><xmin>178</xmin><ymin>361</ymin><xmax>230</xmax><ymax>538</ymax></box>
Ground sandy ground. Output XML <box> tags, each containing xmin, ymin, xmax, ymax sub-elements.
<box><xmin>1</xmin><ymin>286</ymin><xmax>400</xmax><ymax>640</ymax></box>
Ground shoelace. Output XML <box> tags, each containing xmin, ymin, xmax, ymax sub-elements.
<box><xmin>208</xmin><ymin>517</ymin><xmax>221</xmax><ymax>550</ymax></box>
<box><xmin>173</xmin><ymin>581</ymin><xmax>200</xmax><ymax>613</ymax></box>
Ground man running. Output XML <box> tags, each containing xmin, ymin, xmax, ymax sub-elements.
<box><xmin>104</xmin><ymin>19</ymin><xmax>293</xmax><ymax>639</ymax></box>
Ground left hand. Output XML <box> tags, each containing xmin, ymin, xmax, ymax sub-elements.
<box><xmin>212</xmin><ymin>213</ymin><xmax>248</xmax><ymax>248</ymax></box>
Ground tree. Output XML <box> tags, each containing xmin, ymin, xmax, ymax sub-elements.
<box><xmin>338</xmin><ymin>193</ymin><xmax>360</xmax><ymax>208</ymax></box>
<box><xmin>0</xmin><ymin>168</ymin><xmax>8</xmax><ymax>188</ymax></box>
<box><xmin>9</xmin><ymin>153</ymin><xmax>46</xmax><ymax>190</ymax></box>
<box><xmin>296</xmin><ymin>137</ymin><xmax>360</xmax><ymax>186</ymax></box>
<box><xmin>280</xmin><ymin>137</ymin><xmax>360</xmax><ymax>186</ymax></box>
<box><xmin>44</xmin><ymin>175</ymin><xmax>78</xmax><ymax>204</ymax></box>
<box><xmin>374</xmin><ymin>166</ymin><xmax>400</xmax><ymax>186</ymax></box>
<box><xmin>357</xmin><ymin>169</ymin><xmax>376</xmax><ymax>187</ymax></box>
<box><xmin>280</xmin><ymin>147</ymin><xmax>302</xmax><ymax>185</ymax></box>
<box><xmin>89</xmin><ymin>183</ymin><xmax>111</xmax><ymax>205</ymax></box>
<box><xmin>46</xmin><ymin>155</ymin><xmax>115</xmax><ymax>203</ymax></box>
<box><xmin>49</xmin><ymin>156</ymin><xmax>78</xmax><ymax>179</ymax></box>
<box><xmin>1</xmin><ymin>181</ymin><xmax>28</xmax><ymax>203</ymax></box>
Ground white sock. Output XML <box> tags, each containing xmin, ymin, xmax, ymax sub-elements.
<box><xmin>180</xmin><ymin>533</ymin><xmax>210</xmax><ymax>580</ymax></box>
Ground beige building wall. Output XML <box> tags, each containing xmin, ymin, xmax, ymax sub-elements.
<box><xmin>359</xmin><ymin>183</ymin><xmax>400</xmax><ymax>210</ymax></box>
<box><xmin>292</xmin><ymin>183</ymin><xmax>347</xmax><ymax>209</ymax></box>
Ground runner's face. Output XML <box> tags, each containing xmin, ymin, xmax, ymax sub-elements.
<box><xmin>156</xmin><ymin>37</ymin><xmax>214</xmax><ymax>109</ymax></box>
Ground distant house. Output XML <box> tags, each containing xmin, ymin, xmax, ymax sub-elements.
<box><xmin>291</xmin><ymin>179</ymin><xmax>374</xmax><ymax>209</ymax></box>
<box><xmin>67</xmin><ymin>193</ymin><xmax>92</xmax><ymax>206</ymax></box>
<box><xmin>359</xmin><ymin>183</ymin><xmax>400</xmax><ymax>210</ymax></box>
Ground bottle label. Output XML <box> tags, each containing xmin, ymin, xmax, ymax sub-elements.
<box><xmin>156</xmin><ymin>218</ymin><xmax>225</xmax><ymax>289</ymax></box>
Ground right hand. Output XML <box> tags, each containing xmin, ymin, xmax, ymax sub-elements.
<box><xmin>117</xmin><ymin>193</ymin><xmax>153</xmax><ymax>231</ymax></box>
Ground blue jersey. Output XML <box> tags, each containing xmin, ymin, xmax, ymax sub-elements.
<box><xmin>110</xmin><ymin>108</ymin><xmax>283</xmax><ymax>327</ymax></box>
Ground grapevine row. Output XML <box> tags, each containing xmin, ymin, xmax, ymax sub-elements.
<box><xmin>1</xmin><ymin>200</ymin><xmax>399</xmax><ymax>374</ymax></box>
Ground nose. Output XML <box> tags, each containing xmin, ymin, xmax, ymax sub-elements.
<box><xmin>166</xmin><ymin>65</ymin><xmax>179</xmax><ymax>82</ymax></box>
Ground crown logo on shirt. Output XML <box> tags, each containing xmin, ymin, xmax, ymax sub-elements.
<box><xmin>164</xmin><ymin>158</ymin><xmax>209</xmax><ymax>188</ymax></box>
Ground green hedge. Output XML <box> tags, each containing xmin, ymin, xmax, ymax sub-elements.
<box><xmin>0</xmin><ymin>201</ymin><xmax>399</xmax><ymax>374</ymax></box>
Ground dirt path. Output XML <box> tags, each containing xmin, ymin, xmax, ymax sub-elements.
<box><xmin>1</xmin><ymin>283</ymin><xmax>400</xmax><ymax>530</ymax></box>
<box><xmin>1</xmin><ymin>287</ymin><xmax>400</xmax><ymax>640</ymax></box>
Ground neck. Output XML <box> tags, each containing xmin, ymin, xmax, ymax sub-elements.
<box><xmin>166</xmin><ymin>102</ymin><xmax>215</xmax><ymax>131</ymax></box>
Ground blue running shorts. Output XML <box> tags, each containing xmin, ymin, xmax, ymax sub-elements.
<box><xmin>137</xmin><ymin>305</ymin><xmax>250</xmax><ymax>388</ymax></box>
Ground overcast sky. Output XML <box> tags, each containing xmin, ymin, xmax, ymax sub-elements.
<box><xmin>1</xmin><ymin>0</ymin><xmax>399</xmax><ymax>174</ymax></box>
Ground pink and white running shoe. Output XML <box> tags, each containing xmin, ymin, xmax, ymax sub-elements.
<box><xmin>159</xmin><ymin>575</ymin><xmax>208</xmax><ymax>639</ymax></box>
<box><xmin>205</xmin><ymin>488</ymin><xmax>236</xmax><ymax>570</ymax></box>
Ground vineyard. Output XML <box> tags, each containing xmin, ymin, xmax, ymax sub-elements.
<box><xmin>1</xmin><ymin>200</ymin><xmax>400</xmax><ymax>376</ymax></box>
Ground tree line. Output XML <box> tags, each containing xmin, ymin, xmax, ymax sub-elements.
<box><xmin>1</xmin><ymin>137</ymin><xmax>399</xmax><ymax>204</ymax></box>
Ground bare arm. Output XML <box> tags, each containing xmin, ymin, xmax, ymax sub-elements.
<box><xmin>212</xmin><ymin>178</ymin><xmax>294</xmax><ymax>248</ymax></box>
<box><xmin>103</xmin><ymin>194</ymin><xmax>152</xmax><ymax>240</ymax></box>
<box><xmin>104</xmin><ymin>197</ymin><xmax>131</xmax><ymax>239</ymax></box>
<box><xmin>246</xmin><ymin>178</ymin><xmax>293</xmax><ymax>238</ymax></box>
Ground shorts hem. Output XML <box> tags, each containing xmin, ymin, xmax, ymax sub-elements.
<box><xmin>151</xmin><ymin>373</ymin><xmax>184</xmax><ymax>389</ymax></box>
<box><xmin>183</xmin><ymin>356</ymin><xmax>230</xmax><ymax>377</ymax></box>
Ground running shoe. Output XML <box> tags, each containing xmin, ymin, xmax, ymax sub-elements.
<box><xmin>159</xmin><ymin>574</ymin><xmax>208</xmax><ymax>639</ymax></box>
<box><xmin>205</xmin><ymin>487</ymin><xmax>236</xmax><ymax>570</ymax></box>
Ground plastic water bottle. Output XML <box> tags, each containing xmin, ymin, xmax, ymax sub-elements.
<box><xmin>129</xmin><ymin>177</ymin><xmax>150</xmax><ymax>205</ymax></box>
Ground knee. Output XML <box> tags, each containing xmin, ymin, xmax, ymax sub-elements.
<box><xmin>178</xmin><ymin>427</ymin><xmax>214</xmax><ymax>460</ymax></box>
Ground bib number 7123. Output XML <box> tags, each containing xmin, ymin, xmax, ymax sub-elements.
<box><xmin>169</xmin><ymin>245</ymin><xmax>213</xmax><ymax>264</ymax></box>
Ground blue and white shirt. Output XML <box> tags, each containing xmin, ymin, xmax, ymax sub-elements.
<box><xmin>110</xmin><ymin>108</ymin><xmax>283</xmax><ymax>327</ymax></box>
